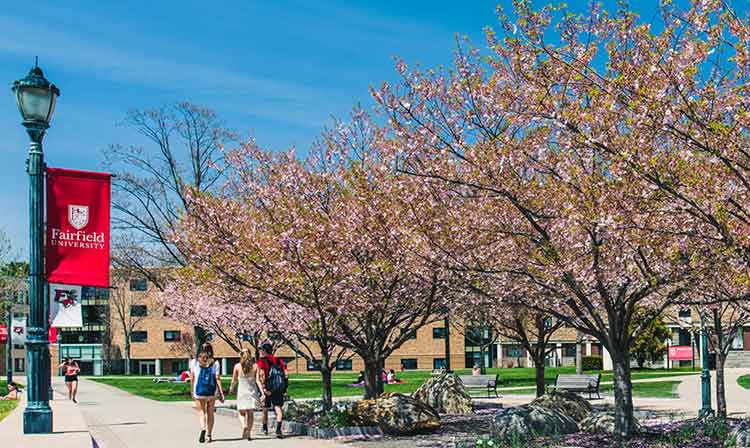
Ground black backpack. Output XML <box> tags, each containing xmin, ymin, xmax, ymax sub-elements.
<box><xmin>267</xmin><ymin>358</ymin><xmax>288</xmax><ymax>394</ymax></box>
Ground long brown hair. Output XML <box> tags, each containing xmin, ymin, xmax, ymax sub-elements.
<box><xmin>239</xmin><ymin>349</ymin><xmax>255</xmax><ymax>375</ymax></box>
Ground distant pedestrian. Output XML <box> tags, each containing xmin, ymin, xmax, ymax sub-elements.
<box><xmin>59</xmin><ymin>357</ymin><xmax>80</xmax><ymax>403</ymax></box>
<box><xmin>472</xmin><ymin>364</ymin><xmax>481</xmax><ymax>376</ymax></box>
<box><xmin>229</xmin><ymin>349</ymin><xmax>263</xmax><ymax>440</ymax></box>
<box><xmin>190</xmin><ymin>342</ymin><xmax>225</xmax><ymax>443</ymax></box>
<box><xmin>257</xmin><ymin>342</ymin><xmax>288</xmax><ymax>439</ymax></box>
<box><xmin>1</xmin><ymin>382</ymin><xmax>19</xmax><ymax>400</ymax></box>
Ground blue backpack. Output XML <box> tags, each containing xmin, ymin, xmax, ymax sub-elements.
<box><xmin>195</xmin><ymin>364</ymin><xmax>217</xmax><ymax>397</ymax></box>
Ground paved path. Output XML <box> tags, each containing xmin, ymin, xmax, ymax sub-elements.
<box><xmin>70</xmin><ymin>378</ymin><xmax>344</xmax><ymax>448</ymax></box>
<box><xmin>0</xmin><ymin>379</ymin><xmax>93</xmax><ymax>448</ymax></box>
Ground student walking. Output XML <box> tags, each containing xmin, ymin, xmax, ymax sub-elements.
<box><xmin>190</xmin><ymin>343</ymin><xmax>225</xmax><ymax>443</ymax></box>
<box><xmin>229</xmin><ymin>349</ymin><xmax>264</xmax><ymax>440</ymax></box>
<box><xmin>257</xmin><ymin>342</ymin><xmax>288</xmax><ymax>439</ymax></box>
<box><xmin>58</xmin><ymin>357</ymin><xmax>80</xmax><ymax>403</ymax></box>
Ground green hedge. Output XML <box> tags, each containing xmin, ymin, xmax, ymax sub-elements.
<box><xmin>582</xmin><ymin>355</ymin><xmax>603</xmax><ymax>371</ymax></box>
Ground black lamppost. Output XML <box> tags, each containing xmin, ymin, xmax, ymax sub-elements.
<box><xmin>12</xmin><ymin>61</ymin><xmax>59</xmax><ymax>434</ymax></box>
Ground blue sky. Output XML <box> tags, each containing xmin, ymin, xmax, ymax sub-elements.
<box><xmin>0</xmin><ymin>0</ymin><xmax>743</xmax><ymax>256</ymax></box>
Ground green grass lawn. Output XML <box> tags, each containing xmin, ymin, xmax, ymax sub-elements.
<box><xmin>0</xmin><ymin>380</ymin><xmax>20</xmax><ymax>423</ymax></box>
<box><xmin>91</xmin><ymin>367</ymin><xmax>695</xmax><ymax>402</ymax></box>
<box><xmin>738</xmin><ymin>375</ymin><xmax>750</xmax><ymax>390</ymax></box>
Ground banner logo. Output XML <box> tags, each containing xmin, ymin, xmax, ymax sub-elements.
<box><xmin>68</xmin><ymin>204</ymin><xmax>89</xmax><ymax>230</ymax></box>
<box><xmin>54</xmin><ymin>288</ymin><xmax>79</xmax><ymax>309</ymax></box>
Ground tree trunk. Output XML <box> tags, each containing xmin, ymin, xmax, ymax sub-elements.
<box><xmin>534</xmin><ymin>359</ymin><xmax>546</xmax><ymax>397</ymax></box>
<box><xmin>320</xmin><ymin>365</ymin><xmax>334</xmax><ymax>411</ymax></box>
<box><xmin>611</xmin><ymin>348</ymin><xmax>635</xmax><ymax>440</ymax></box>
<box><xmin>575</xmin><ymin>331</ymin><xmax>583</xmax><ymax>375</ymax></box>
<box><xmin>479</xmin><ymin>345</ymin><xmax>486</xmax><ymax>375</ymax></box>
<box><xmin>363</xmin><ymin>358</ymin><xmax>383</xmax><ymax>399</ymax></box>
<box><xmin>124</xmin><ymin>338</ymin><xmax>131</xmax><ymax>375</ymax></box>
<box><xmin>716</xmin><ymin>351</ymin><xmax>727</xmax><ymax>419</ymax></box>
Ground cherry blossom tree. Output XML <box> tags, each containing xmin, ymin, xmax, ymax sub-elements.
<box><xmin>370</xmin><ymin>2</ymin><xmax>720</xmax><ymax>438</ymax></box>
<box><xmin>170</xmin><ymin>116</ymin><xmax>445</xmax><ymax>401</ymax></box>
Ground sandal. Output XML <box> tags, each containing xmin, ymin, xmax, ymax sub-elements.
<box><xmin>199</xmin><ymin>430</ymin><xmax>206</xmax><ymax>443</ymax></box>
<box><xmin>207</xmin><ymin>434</ymin><xmax>213</xmax><ymax>443</ymax></box>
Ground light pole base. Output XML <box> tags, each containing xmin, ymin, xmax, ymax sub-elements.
<box><xmin>23</xmin><ymin>405</ymin><xmax>53</xmax><ymax>434</ymax></box>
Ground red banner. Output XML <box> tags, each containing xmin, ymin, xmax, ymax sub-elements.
<box><xmin>0</xmin><ymin>325</ymin><xmax>6</xmax><ymax>343</ymax></box>
<box><xmin>46</xmin><ymin>168</ymin><xmax>111</xmax><ymax>288</ymax></box>
<box><xmin>49</xmin><ymin>327</ymin><xmax>58</xmax><ymax>343</ymax></box>
<box><xmin>668</xmin><ymin>345</ymin><xmax>693</xmax><ymax>361</ymax></box>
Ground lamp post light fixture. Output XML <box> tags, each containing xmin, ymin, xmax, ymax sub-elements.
<box><xmin>12</xmin><ymin>61</ymin><xmax>59</xmax><ymax>434</ymax></box>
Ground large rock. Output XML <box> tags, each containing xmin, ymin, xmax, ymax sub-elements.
<box><xmin>579</xmin><ymin>412</ymin><xmax>641</xmax><ymax>434</ymax></box>
<box><xmin>731</xmin><ymin>421</ymin><xmax>750</xmax><ymax>448</ymax></box>
<box><xmin>492</xmin><ymin>405</ymin><xmax>578</xmax><ymax>440</ymax></box>
<box><xmin>353</xmin><ymin>393</ymin><xmax>440</xmax><ymax>434</ymax></box>
<box><xmin>530</xmin><ymin>391</ymin><xmax>592</xmax><ymax>422</ymax></box>
<box><xmin>412</xmin><ymin>372</ymin><xmax>473</xmax><ymax>415</ymax></box>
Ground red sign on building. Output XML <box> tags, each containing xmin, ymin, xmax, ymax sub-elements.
<box><xmin>46</xmin><ymin>168</ymin><xmax>111</xmax><ymax>288</ymax></box>
<box><xmin>668</xmin><ymin>345</ymin><xmax>693</xmax><ymax>361</ymax></box>
<box><xmin>0</xmin><ymin>325</ymin><xmax>7</xmax><ymax>343</ymax></box>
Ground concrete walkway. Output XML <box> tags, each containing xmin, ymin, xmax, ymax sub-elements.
<box><xmin>0</xmin><ymin>378</ymin><xmax>94</xmax><ymax>448</ymax></box>
<box><xmin>72</xmin><ymin>377</ymin><xmax>344</xmax><ymax>448</ymax></box>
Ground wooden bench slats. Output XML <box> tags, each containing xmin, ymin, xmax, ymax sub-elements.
<box><xmin>457</xmin><ymin>374</ymin><xmax>500</xmax><ymax>398</ymax></box>
<box><xmin>547</xmin><ymin>373</ymin><xmax>601</xmax><ymax>399</ymax></box>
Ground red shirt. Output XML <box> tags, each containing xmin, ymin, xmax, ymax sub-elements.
<box><xmin>257</xmin><ymin>355</ymin><xmax>286</xmax><ymax>384</ymax></box>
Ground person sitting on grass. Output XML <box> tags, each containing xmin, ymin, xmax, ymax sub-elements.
<box><xmin>1</xmin><ymin>382</ymin><xmax>19</xmax><ymax>400</ymax></box>
<box><xmin>386</xmin><ymin>369</ymin><xmax>405</xmax><ymax>384</ymax></box>
<box><xmin>348</xmin><ymin>371</ymin><xmax>366</xmax><ymax>387</ymax></box>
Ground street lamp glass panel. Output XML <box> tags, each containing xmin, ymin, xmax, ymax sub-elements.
<box><xmin>17</xmin><ymin>87</ymin><xmax>55</xmax><ymax>124</ymax></box>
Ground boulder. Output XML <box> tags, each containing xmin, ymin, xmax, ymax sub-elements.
<box><xmin>731</xmin><ymin>421</ymin><xmax>750</xmax><ymax>448</ymax></box>
<box><xmin>529</xmin><ymin>391</ymin><xmax>592</xmax><ymax>422</ymax></box>
<box><xmin>412</xmin><ymin>372</ymin><xmax>473</xmax><ymax>415</ymax></box>
<box><xmin>491</xmin><ymin>405</ymin><xmax>578</xmax><ymax>440</ymax></box>
<box><xmin>579</xmin><ymin>412</ymin><xmax>641</xmax><ymax>434</ymax></box>
<box><xmin>283</xmin><ymin>400</ymin><xmax>317</xmax><ymax>423</ymax></box>
<box><xmin>353</xmin><ymin>393</ymin><xmax>440</xmax><ymax>434</ymax></box>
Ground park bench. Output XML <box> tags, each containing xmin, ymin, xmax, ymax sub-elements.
<box><xmin>458</xmin><ymin>374</ymin><xmax>500</xmax><ymax>398</ymax></box>
<box><xmin>547</xmin><ymin>373</ymin><xmax>601</xmax><ymax>399</ymax></box>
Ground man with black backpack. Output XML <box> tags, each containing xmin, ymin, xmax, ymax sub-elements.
<box><xmin>257</xmin><ymin>342</ymin><xmax>288</xmax><ymax>439</ymax></box>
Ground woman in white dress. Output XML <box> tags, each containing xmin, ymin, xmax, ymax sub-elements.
<box><xmin>229</xmin><ymin>349</ymin><xmax>264</xmax><ymax>440</ymax></box>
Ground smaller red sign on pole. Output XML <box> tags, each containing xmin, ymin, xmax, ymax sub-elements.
<box><xmin>0</xmin><ymin>325</ymin><xmax>7</xmax><ymax>343</ymax></box>
<box><xmin>48</xmin><ymin>327</ymin><xmax>58</xmax><ymax>343</ymax></box>
<box><xmin>668</xmin><ymin>345</ymin><xmax>693</xmax><ymax>361</ymax></box>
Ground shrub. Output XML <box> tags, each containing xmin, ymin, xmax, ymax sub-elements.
<box><xmin>582</xmin><ymin>356</ymin><xmax>603</xmax><ymax>371</ymax></box>
<box><xmin>317</xmin><ymin>408</ymin><xmax>354</xmax><ymax>428</ymax></box>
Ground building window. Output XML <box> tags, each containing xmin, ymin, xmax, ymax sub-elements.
<box><xmin>130</xmin><ymin>305</ymin><xmax>148</xmax><ymax>317</ymax></box>
<box><xmin>164</xmin><ymin>330</ymin><xmax>181</xmax><ymax>342</ymax></box>
<box><xmin>563</xmin><ymin>344</ymin><xmax>577</xmax><ymax>357</ymax></box>
<box><xmin>505</xmin><ymin>344</ymin><xmax>523</xmax><ymax>358</ymax></box>
<box><xmin>172</xmin><ymin>360</ymin><xmax>188</xmax><ymax>373</ymax></box>
<box><xmin>14</xmin><ymin>357</ymin><xmax>25</xmax><ymax>372</ymax></box>
<box><xmin>678</xmin><ymin>309</ymin><xmax>691</xmax><ymax>319</ymax></box>
<box><xmin>401</xmin><ymin>358</ymin><xmax>418</xmax><ymax>370</ymax></box>
<box><xmin>335</xmin><ymin>359</ymin><xmax>353</xmax><ymax>371</ymax></box>
<box><xmin>129</xmin><ymin>278</ymin><xmax>148</xmax><ymax>291</ymax></box>
<box><xmin>13</xmin><ymin>344</ymin><xmax>24</xmax><ymax>350</ymax></box>
<box><xmin>82</xmin><ymin>305</ymin><xmax>106</xmax><ymax>325</ymax></box>
<box><xmin>433</xmin><ymin>358</ymin><xmax>446</xmax><ymax>370</ymax></box>
<box><xmin>432</xmin><ymin>327</ymin><xmax>447</xmax><ymax>339</ymax></box>
<box><xmin>131</xmin><ymin>331</ymin><xmax>148</xmax><ymax>343</ymax></box>
<box><xmin>306</xmin><ymin>359</ymin><xmax>322</xmax><ymax>371</ymax></box>
<box><xmin>405</xmin><ymin>330</ymin><xmax>417</xmax><ymax>340</ymax></box>
<box><xmin>732</xmin><ymin>328</ymin><xmax>744</xmax><ymax>350</ymax></box>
